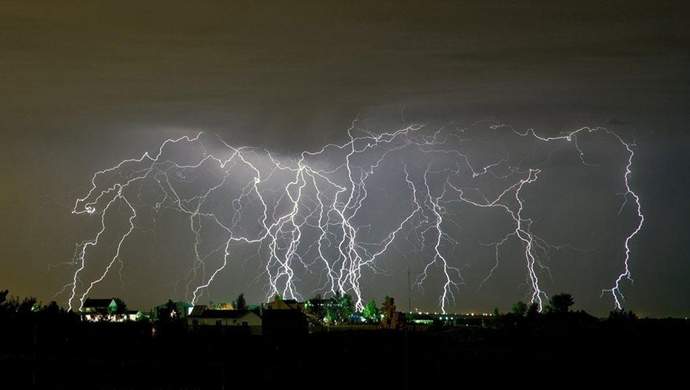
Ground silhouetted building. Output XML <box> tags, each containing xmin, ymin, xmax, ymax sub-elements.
<box><xmin>81</xmin><ymin>298</ymin><xmax>141</xmax><ymax>322</ymax></box>
<box><xmin>187</xmin><ymin>307</ymin><xmax>262</xmax><ymax>335</ymax></box>
<box><xmin>266</xmin><ymin>297</ymin><xmax>304</xmax><ymax>311</ymax></box>
<box><xmin>154</xmin><ymin>301</ymin><xmax>192</xmax><ymax>320</ymax></box>
<box><xmin>209</xmin><ymin>302</ymin><xmax>235</xmax><ymax>310</ymax></box>
<box><xmin>262</xmin><ymin>309</ymin><xmax>308</xmax><ymax>336</ymax></box>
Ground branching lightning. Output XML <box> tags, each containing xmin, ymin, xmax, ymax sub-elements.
<box><xmin>63</xmin><ymin>123</ymin><xmax>643</xmax><ymax>313</ymax></box>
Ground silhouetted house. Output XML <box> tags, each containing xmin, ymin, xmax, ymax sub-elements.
<box><xmin>189</xmin><ymin>305</ymin><xmax>208</xmax><ymax>317</ymax></box>
<box><xmin>154</xmin><ymin>301</ymin><xmax>193</xmax><ymax>320</ymax></box>
<box><xmin>209</xmin><ymin>302</ymin><xmax>235</xmax><ymax>310</ymax></box>
<box><xmin>81</xmin><ymin>298</ymin><xmax>140</xmax><ymax>322</ymax></box>
<box><xmin>187</xmin><ymin>307</ymin><xmax>262</xmax><ymax>335</ymax></box>
<box><xmin>266</xmin><ymin>297</ymin><xmax>304</xmax><ymax>311</ymax></box>
<box><xmin>263</xmin><ymin>309</ymin><xmax>308</xmax><ymax>336</ymax></box>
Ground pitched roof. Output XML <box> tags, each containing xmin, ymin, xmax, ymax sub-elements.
<box><xmin>82</xmin><ymin>298</ymin><xmax>115</xmax><ymax>308</ymax></box>
<box><xmin>155</xmin><ymin>301</ymin><xmax>192</xmax><ymax>310</ymax></box>
<box><xmin>189</xmin><ymin>305</ymin><xmax>208</xmax><ymax>317</ymax></box>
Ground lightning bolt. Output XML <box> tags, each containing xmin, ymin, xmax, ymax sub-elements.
<box><xmin>514</xmin><ymin>126</ymin><xmax>644</xmax><ymax>310</ymax></box>
<box><xmin>64</xmin><ymin>123</ymin><xmax>643</xmax><ymax>314</ymax></box>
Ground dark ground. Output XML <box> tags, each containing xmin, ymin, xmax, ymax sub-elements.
<box><xmin>1</xmin><ymin>311</ymin><xmax>688</xmax><ymax>388</ymax></box>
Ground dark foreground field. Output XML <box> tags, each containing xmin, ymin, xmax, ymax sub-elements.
<box><xmin>1</xmin><ymin>313</ymin><xmax>688</xmax><ymax>388</ymax></box>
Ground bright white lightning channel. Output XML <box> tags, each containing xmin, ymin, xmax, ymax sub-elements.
<box><xmin>64</xmin><ymin>124</ymin><xmax>643</xmax><ymax>313</ymax></box>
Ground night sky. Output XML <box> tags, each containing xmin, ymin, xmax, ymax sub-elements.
<box><xmin>1</xmin><ymin>0</ymin><xmax>688</xmax><ymax>316</ymax></box>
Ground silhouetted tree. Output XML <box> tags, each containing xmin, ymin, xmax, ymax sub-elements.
<box><xmin>361</xmin><ymin>299</ymin><xmax>380</xmax><ymax>323</ymax></box>
<box><xmin>159</xmin><ymin>299</ymin><xmax>179</xmax><ymax>321</ymax></box>
<box><xmin>322</xmin><ymin>293</ymin><xmax>354</xmax><ymax>324</ymax></box>
<box><xmin>548</xmin><ymin>293</ymin><xmax>574</xmax><ymax>313</ymax></box>
<box><xmin>18</xmin><ymin>297</ymin><xmax>37</xmax><ymax>314</ymax></box>
<box><xmin>526</xmin><ymin>302</ymin><xmax>540</xmax><ymax>320</ymax></box>
<box><xmin>305</xmin><ymin>295</ymin><xmax>325</xmax><ymax>318</ymax></box>
<box><xmin>235</xmin><ymin>293</ymin><xmax>247</xmax><ymax>310</ymax></box>
<box><xmin>511</xmin><ymin>301</ymin><xmax>528</xmax><ymax>317</ymax></box>
<box><xmin>336</xmin><ymin>293</ymin><xmax>354</xmax><ymax>323</ymax></box>
<box><xmin>381</xmin><ymin>296</ymin><xmax>396</xmax><ymax>320</ymax></box>
<box><xmin>380</xmin><ymin>296</ymin><xmax>401</xmax><ymax>329</ymax></box>
<box><xmin>608</xmin><ymin>309</ymin><xmax>638</xmax><ymax>322</ymax></box>
<box><xmin>42</xmin><ymin>301</ymin><xmax>62</xmax><ymax>316</ymax></box>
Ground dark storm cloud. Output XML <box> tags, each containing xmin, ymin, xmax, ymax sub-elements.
<box><xmin>0</xmin><ymin>0</ymin><xmax>688</xmax><ymax>315</ymax></box>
